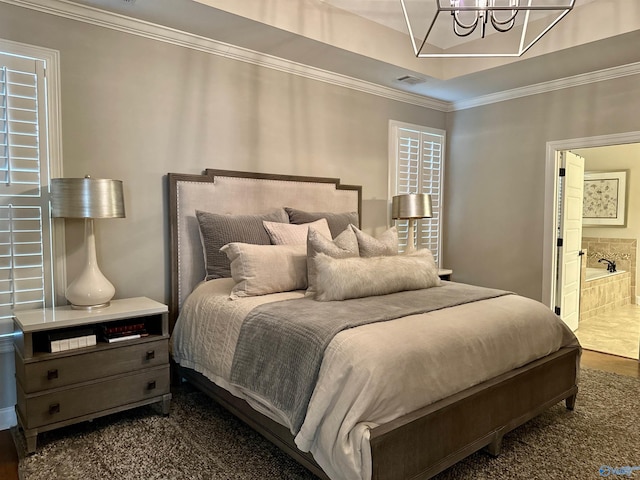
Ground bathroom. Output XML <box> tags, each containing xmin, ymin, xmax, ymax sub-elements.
<box><xmin>573</xmin><ymin>144</ymin><xmax>639</xmax><ymax>360</ymax></box>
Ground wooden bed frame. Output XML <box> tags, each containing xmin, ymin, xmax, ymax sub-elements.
<box><xmin>168</xmin><ymin>169</ymin><xmax>580</xmax><ymax>480</ymax></box>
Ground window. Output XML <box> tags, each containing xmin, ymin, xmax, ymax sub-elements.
<box><xmin>0</xmin><ymin>42</ymin><xmax>62</xmax><ymax>336</ymax></box>
<box><xmin>389</xmin><ymin>120</ymin><xmax>445</xmax><ymax>265</ymax></box>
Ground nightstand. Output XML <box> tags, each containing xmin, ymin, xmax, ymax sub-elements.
<box><xmin>13</xmin><ymin>297</ymin><xmax>171</xmax><ymax>453</ymax></box>
<box><xmin>438</xmin><ymin>269</ymin><xmax>453</xmax><ymax>281</ymax></box>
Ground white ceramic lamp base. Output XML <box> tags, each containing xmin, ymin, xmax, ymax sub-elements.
<box><xmin>405</xmin><ymin>219</ymin><xmax>417</xmax><ymax>253</ymax></box>
<box><xmin>66</xmin><ymin>219</ymin><xmax>115</xmax><ymax>310</ymax></box>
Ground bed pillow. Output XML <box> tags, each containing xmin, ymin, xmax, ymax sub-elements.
<box><xmin>220</xmin><ymin>243</ymin><xmax>307</xmax><ymax>299</ymax></box>
<box><xmin>314</xmin><ymin>248</ymin><xmax>441</xmax><ymax>301</ymax></box>
<box><xmin>285</xmin><ymin>207</ymin><xmax>359</xmax><ymax>239</ymax></box>
<box><xmin>196</xmin><ymin>209</ymin><xmax>289</xmax><ymax>280</ymax></box>
<box><xmin>352</xmin><ymin>226</ymin><xmax>398</xmax><ymax>257</ymax></box>
<box><xmin>306</xmin><ymin>225</ymin><xmax>359</xmax><ymax>297</ymax></box>
<box><xmin>263</xmin><ymin>218</ymin><xmax>331</xmax><ymax>245</ymax></box>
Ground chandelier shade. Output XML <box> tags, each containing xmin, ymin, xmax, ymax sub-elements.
<box><xmin>400</xmin><ymin>0</ymin><xmax>576</xmax><ymax>58</ymax></box>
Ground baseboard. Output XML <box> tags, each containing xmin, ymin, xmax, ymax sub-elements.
<box><xmin>0</xmin><ymin>336</ymin><xmax>14</xmax><ymax>354</ymax></box>
<box><xmin>0</xmin><ymin>406</ymin><xmax>17</xmax><ymax>430</ymax></box>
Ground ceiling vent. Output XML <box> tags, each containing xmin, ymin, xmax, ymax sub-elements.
<box><xmin>396</xmin><ymin>75</ymin><xmax>427</xmax><ymax>85</ymax></box>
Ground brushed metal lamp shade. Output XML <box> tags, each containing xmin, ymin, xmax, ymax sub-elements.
<box><xmin>51</xmin><ymin>177</ymin><xmax>125</xmax><ymax>218</ymax></box>
<box><xmin>392</xmin><ymin>194</ymin><xmax>432</xmax><ymax>252</ymax></box>
<box><xmin>51</xmin><ymin>176</ymin><xmax>125</xmax><ymax>310</ymax></box>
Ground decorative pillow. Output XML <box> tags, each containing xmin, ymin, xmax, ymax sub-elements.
<box><xmin>196</xmin><ymin>209</ymin><xmax>288</xmax><ymax>280</ymax></box>
<box><xmin>306</xmin><ymin>225</ymin><xmax>359</xmax><ymax>297</ymax></box>
<box><xmin>285</xmin><ymin>207</ymin><xmax>359</xmax><ymax>239</ymax></box>
<box><xmin>263</xmin><ymin>218</ymin><xmax>331</xmax><ymax>245</ymax></box>
<box><xmin>220</xmin><ymin>243</ymin><xmax>307</xmax><ymax>299</ymax></box>
<box><xmin>314</xmin><ymin>248</ymin><xmax>441</xmax><ymax>301</ymax></box>
<box><xmin>352</xmin><ymin>226</ymin><xmax>398</xmax><ymax>257</ymax></box>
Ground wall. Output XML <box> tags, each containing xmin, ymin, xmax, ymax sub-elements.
<box><xmin>0</xmin><ymin>3</ymin><xmax>446</xmax><ymax>426</ymax></box>
<box><xmin>0</xmin><ymin>2</ymin><xmax>446</xmax><ymax>303</ymax></box>
<box><xmin>575</xmin><ymin>144</ymin><xmax>640</xmax><ymax>302</ymax></box>
<box><xmin>444</xmin><ymin>75</ymin><xmax>640</xmax><ymax>301</ymax></box>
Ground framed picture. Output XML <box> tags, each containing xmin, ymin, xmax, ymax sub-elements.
<box><xmin>582</xmin><ymin>170</ymin><xmax>628</xmax><ymax>227</ymax></box>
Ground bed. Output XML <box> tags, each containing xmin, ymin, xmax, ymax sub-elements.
<box><xmin>168</xmin><ymin>168</ymin><xmax>580</xmax><ymax>480</ymax></box>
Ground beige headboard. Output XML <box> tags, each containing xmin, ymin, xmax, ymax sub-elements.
<box><xmin>168</xmin><ymin>169</ymin><xmax>361</xmax><ymax>328</ymax></box>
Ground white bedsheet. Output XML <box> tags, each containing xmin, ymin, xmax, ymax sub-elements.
<box><xmin>171</xmin><ymin>279</ymin><xmax>579</xmax><ymax>480</ymax></box>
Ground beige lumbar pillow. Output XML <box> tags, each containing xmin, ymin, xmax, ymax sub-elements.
<box><xmin>314</xmin><ymin>248</ymin><xmax>440</xmax><ymax>301</ymax></box>
<box><xmin>220</xmin><ymin>243</ymin><xmax>307</xmax><ymax>299</ymax></box>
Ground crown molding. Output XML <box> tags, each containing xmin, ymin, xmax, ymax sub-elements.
<box><xmin>0</xmin><ymin>0</ymin><xmax>450</xmax><ymax>112</ymax></box>
<box><xmin>3</xmin><ymin>0</ymin><xmax>639</xmax><ymax>114</ymax></box>
<box><xmin>451</xmin><ymin>62</ymin><xmax>640</xmax><ymax>111</ymax></box>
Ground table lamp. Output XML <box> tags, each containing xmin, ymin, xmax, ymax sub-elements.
<box><xmin>391</xmin><ymin>193</ymin><xmax>432</xmax><ymax>252</ymax></box>
<box><xmin>51</xmin><ymin>176</ymin><xmax>125</xmax><ymax>309</ymax></box>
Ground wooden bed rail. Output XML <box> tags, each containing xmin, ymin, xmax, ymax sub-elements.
<box><xmin>174</xmin><ymin>345</ymin><xmax>579</xmax><ymax>480</ymax></box>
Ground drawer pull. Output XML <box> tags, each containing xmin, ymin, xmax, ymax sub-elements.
<box><xmin>47</xmin><ymin>369</ymin><xmax>59</xmax><ymax>380</ymax></box>
<box><xmin>146</xmin><ymin>350</ymin><xmax>155</xmax><ymax>360</ymax></box>
<box><xmin>147</xmin><ymin>381</ymin><xmax>156</xmax><ymax>390</ymax></box>
<box><xmin>49</xmin><ymin>403</ymin><xmax>60</xmax><ymax>415</ymax></box>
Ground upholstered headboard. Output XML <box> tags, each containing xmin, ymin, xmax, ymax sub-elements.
<box><xmin>168</xmin><ymin>169</ymin><xmax>361</xmax><ymax>327</ymax></box>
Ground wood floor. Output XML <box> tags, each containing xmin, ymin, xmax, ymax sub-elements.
<box><xmin>0</xmin><ymin>350</ymin><xmax>637</xmax><ymax>480</ymax></box>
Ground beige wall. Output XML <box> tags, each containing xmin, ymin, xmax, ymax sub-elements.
<box><xmin>444</xmin><ymin>75</ymin><xmax>640</xmax><ymax>301</ymax></box>
<box><xmin>576</xmin><ymin>144</ymin><xmax>640</xmax><ymax>241</ymax></box>
<box><xmin>0</xmin><ymin>2</ymin><xmax>445</xmax><ymax>308</ymax></box>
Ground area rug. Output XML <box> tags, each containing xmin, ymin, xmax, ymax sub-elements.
<box><xmin>15</xmin><ymin>368</ymin><xmax>640</xmax><ymax>480</ymax></box>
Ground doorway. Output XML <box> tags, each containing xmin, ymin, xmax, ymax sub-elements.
<box><xmin>543</xmin><ymin>132</ymin><xmax>640</xmax><ymax>360</ymax></box>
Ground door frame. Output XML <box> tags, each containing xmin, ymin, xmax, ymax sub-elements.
<box><xmin>542</xmin><ymin>130</ymin><xmax>640</xmax><ymax>309</ymax></box>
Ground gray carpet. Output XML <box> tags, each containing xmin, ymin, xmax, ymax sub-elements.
<box><xmin>15</xmin><ymin>368</ymin><xmax>639</xmax><ymax>480</ymax></box>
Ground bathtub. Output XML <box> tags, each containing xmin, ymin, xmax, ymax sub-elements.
<box><xmin>580</xmin><ymin>267</ymin><xmax>631</xmax><ymax>321</ymax></box>
<box><xmin>585</xmin><ymin>267</ymin><xmax>626</xmax><ymax>282</ymax></box>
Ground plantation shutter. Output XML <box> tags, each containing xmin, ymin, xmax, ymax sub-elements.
<box><xmin>0</xmin><ymin>53</ymin><xmax>52</xmax><ymax>322</ymax></box>
<box><xmin>393</xmin><ymin>124</ymin><xmax>444</xmax><ymax>264</ymax></box>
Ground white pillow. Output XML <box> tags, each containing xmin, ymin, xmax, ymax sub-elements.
<box><xmin>314</xmin><ymin>248</ymin><xmax>440</xmax><ymax>301</ymax></box>
<box><xmin>352</xmin><ymin>226</ymin><xmax>398</xmax><ymax>257</ymax></box>
<box><xmin>263</xmin><ymin>218</ymin><xmax>331</xmax><ymax>245</ymax></box>
<box><xmin>306</xmin><ymin>225</ymin><xmax>359</xmax><ymax>297</ymax></box>
<box><xmin>220</xmin><ymin>243</ymin><xmax>307</xmax><ymax>299</ymax></box>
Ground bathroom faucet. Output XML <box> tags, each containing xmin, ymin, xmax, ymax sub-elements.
<box><xmin>598</xmin><ymin>258</ymin><xmax>617</xmax><ymax>273</ymax></box>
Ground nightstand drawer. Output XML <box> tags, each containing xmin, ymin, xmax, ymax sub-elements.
<box><xmin>18</xmin><ymin>364</ymin><xmax>170</xmax><ymax>429</ymax></box>
<box><xmin>16</xmin><ymin>339</ymin><xmax>169</xmax><ymax>393</ymax></box>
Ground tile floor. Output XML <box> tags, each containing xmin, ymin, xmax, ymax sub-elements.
<box><xmin>575</xmin><ymin>304</ymin><xmax>640</xmax><ymax>359</ymax></box>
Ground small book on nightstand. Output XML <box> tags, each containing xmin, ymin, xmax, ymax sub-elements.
<box><xmin>99</xmin><ymin>321</ymin><xmax>148</xmax><ymax>343</ymax></box>
<box><xmin>46</xmin><ymin>326</ymin><xmax>97</xmax><ymax>353</ymax></box>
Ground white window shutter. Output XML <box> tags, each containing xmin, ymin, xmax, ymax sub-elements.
<box><xmin>391</xmin><ymin>122</ymin><xmax>445</xmax><ymax>264</ymax></box>
<box><xmin>0</xmin><ymin>53</ymin><xmax>52</xmax><ymax>320</ymax></box>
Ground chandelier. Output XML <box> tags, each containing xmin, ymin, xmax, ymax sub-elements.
<box><xmin>400</xmin><ymin>0</ymin><xmax>576</xmax><ymax>58</ymax></box>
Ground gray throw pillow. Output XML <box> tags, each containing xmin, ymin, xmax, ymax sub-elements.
<box><xmin>352</xmin><ymin>226</ymin><xmax>398</xmax><ymax>257</ymax></box>
<box><xmin>285</xmin><ymin>207</ymin><xmax>359</xmax><ymax>239</ymax></box>
<box><xmin>196</xmin><ymin>209</ymin><xmax>289</xmax><ymax>280</ymax></box>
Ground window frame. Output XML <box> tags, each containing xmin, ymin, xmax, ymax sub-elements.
<box><xmin>388</xmin><ymin>120</ymin><xmax>446</xmax><ymax>266</ymax></box>
<box><xmin>0</xmin><ymin>39</ymin><xmax>64</xmax><ymax>344</ymax></box>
